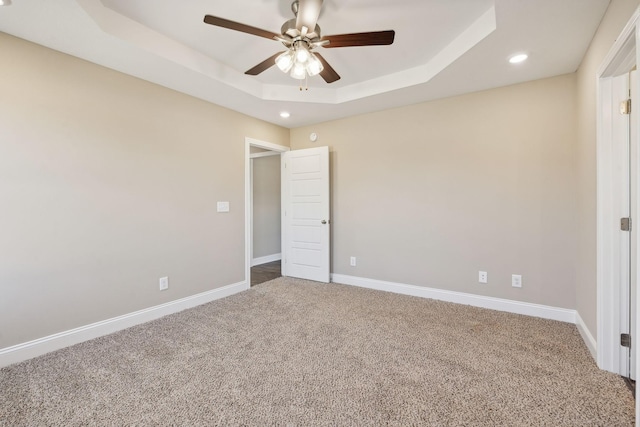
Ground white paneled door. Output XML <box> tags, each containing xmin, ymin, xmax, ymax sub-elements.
<box><xmin>281</xmin><ymin>146</ymin><xmax>330</xmax><ymax>283</ymax></box>
<box><xmin>611</xmin><ymin>71</ymin><xmax>638</xmax><ymax>381</ymax></box>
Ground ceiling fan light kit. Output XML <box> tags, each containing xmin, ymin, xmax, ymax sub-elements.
<box><xmin>276</xmin><ymin>41</ymin><xmax>324</xmax><ymax>79</ymax></box>
<box><xmin>203</xmin><ymin>0</ymin><xmax>395</xmax><ymax>86</ymax></box>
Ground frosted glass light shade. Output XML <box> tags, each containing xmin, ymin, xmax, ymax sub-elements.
<box><xmin>306</xmin><ymin>54</ymin><xmax>324</xmax><ymax>76</ymax></box>
<box><xmin>290</xmin><ymin>63</ymin><xmax>306</xmax><ymax>80</ymax></box>
<box><xmin>276</xmin><ymin>51</ymin><xmax>294</xmax><ymax>73</ymax></box>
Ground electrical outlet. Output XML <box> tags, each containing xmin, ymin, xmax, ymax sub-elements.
<box><xmin>350</xmin><ymin>256</ymin><xmax>356</xmax><ymax>267</ymax></box>
<box><xmin>512</xmin><ymin>274</ymin><xmax>522</xmax><ymax>288</ymax></box>
<box><xmin>479</xmin><ymin>271</ymin><xmax>488</xmax><ymax>284</ymax></box>
<box><xmin>159</xmin><ymin>276</ymin><xmax>169</xmax><ymax>291</ymax></box>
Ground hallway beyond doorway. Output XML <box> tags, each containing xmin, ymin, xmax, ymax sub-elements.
<box><xmin>251</xmin><ymin>260</ymin><xmax>281</xmax><ymax>286</ymax></box>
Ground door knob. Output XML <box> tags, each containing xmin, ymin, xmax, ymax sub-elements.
<box><xmin>321</xmin><ymin>220</ymin><xmax>327</xmax><ymax>224</ymax></box>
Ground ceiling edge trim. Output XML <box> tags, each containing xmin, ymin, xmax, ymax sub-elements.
<box><xmin>78</xmin><ymin>0</ymin><xmax>264</xmax><ymax>97</ymax></box>
<box><xmin>336</xmin><ymin>5</ymin><xmax>497</xmax><ymax>103</ymax></box>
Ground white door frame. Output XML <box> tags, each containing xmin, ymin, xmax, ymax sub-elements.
<box><xmin>596</xmin><ymin>7</ymin><xmax>639</xmax><ymax>375</ymax></box>
<box><xmin>244</xmin><ymin>137</ymin><xmax>289</xmax><ymax>289</ymax></box>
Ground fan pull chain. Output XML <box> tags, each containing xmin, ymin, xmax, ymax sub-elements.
<box><xmin>299</xmin><ymin>76</ymin><xmax>309</xmax><ymax>91</ymax></box>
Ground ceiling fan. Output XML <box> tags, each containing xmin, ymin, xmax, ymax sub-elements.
<box><xmin>203</xmin><ymin>0</ymin><xmax>395</xmax><ymax>84</ymax></box>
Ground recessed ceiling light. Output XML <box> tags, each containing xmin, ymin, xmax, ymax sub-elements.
<box><xmin>0</xmin><ymin>0</ymin><xmax>12</xmax><ymax>5</ymax></box>
<box><xmin>280</xmin><ymin>112</ymin><xmax>290</xmax><ymax>118</ymax></box>
<box><xmin>509</xmin><ymin>53</ymin><xmax>528</xmax><ymax>64</ymax></box>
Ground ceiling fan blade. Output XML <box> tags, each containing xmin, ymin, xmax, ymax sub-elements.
<box><xmin>245</xmin><ymin>52</ymin><xmax>283</xmax><ymax>76</ymax></box>
<box><xmin>323</xmin><ymin>30</ymin><xmax>395</xmax><ymax>48</ymax></box>
<box><xmin>314</xmin><ymin>53</ymin><xmax>340</xmax><ymax>83</ymax></box>
<box><xmin>296</xmin><ymin>0</ymin><xmax>323</xmax><ymax>33</ymax></box>
<box><xmin>203</xmin><ymin>15</ymin><xmax>280</xmax><ymax>41</ymax></box>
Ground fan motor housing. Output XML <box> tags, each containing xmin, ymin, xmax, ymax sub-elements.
<box><xmin>281</xmin><ymin>18</ymin><xmax>321</xmax><ymax>41</ymax></box>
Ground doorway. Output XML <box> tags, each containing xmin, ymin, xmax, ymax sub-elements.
<box><xmin>244</xmin><ymin>137</ymin><xmax>289</xmax><ymax>289</ymax></box>
<box><xmin>251</xmin><ymin>149</ymin><xmax>283</xmax><ymax>286</ymax></box>
<box><xmin>244</xmin><ymin>139</ymin><xmax>332</xmax><ymax>287</ymax></box>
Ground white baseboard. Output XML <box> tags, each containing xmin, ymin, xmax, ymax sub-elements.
<box><xmin>251</xmin><ymin>253</ymin><xmax>281</xmax><ymax>267</ymax></box>
<box><xmin>331</xmin><ymin>274</ymin><xmax>577</xmax><ymax>324</ymax></box>
<box><xmin>0</xmin><ymin>281</ymin><xmax>247</xmax><ymax>368</ymax></box>
<box><xmin>575</xmin><ymin>312</ymin><xmax>597</xmax><ymax>361</ymax></box>
<box><xmin>1</xmin><ymin>274</ymin><xmax>597</xmax><ymax>369</ymax></box>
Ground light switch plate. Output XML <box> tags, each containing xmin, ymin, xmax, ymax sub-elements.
<box><xmin>217</xmin><ymin>201</ymin><xmax>230</xmax><ymax>213</ymax></box>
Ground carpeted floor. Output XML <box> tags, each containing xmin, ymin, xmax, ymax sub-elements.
<box><xmin>0</xmin><ymin>278</ymin><xmax>635</xmax><ymax>426</ymax></box>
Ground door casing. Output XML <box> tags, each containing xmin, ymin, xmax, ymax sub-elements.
<box><xmin>596</xmin><ymin>6</ymin><xmax>640</xmax><ymax>390</ymax></box>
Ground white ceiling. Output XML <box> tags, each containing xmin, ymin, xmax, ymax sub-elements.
<box><xmin>0</xmin><ymin>0</ymin><xmax>610</xmax><ymax>128</ymax></box>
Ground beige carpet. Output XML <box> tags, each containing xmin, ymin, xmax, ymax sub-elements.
<box><xmin>0</xmin><ymin>278</ymin><xmax>635</xmax><ymax>426</ymax></box>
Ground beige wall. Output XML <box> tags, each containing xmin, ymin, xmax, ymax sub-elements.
<box><xmin>575</xmin><ymin>0</ymin><xmax>640</xmax><ymax>338</ymax></box>
<box><xmin>0</xmin><ymin>33</ymin><xmax>289</xmax><ymax>348</ymax></box>
<box><xmin>252</xmin><ymin>155</ymin><xmax>281</xmax><ymax>259</ymax></box>
<box><xmin>291</xmin><ymin>74</ymin><xmax>578</xmax><ymax>309</ymax></box>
